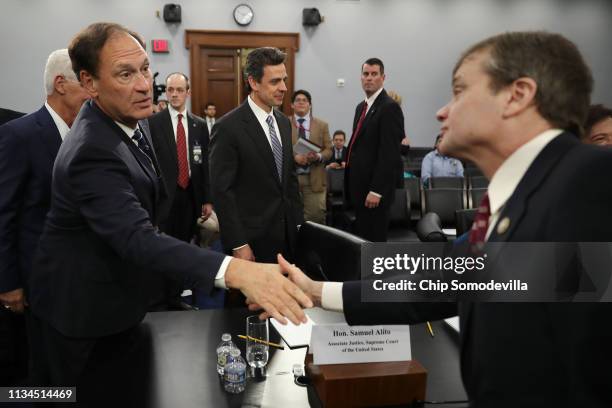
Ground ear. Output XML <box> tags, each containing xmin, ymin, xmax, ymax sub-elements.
<box><xmin>53</xmin><ymin>75</ymin><xmax>67</xmax><ymax>96</ymax></box>
<box><xmin>502</xmin><ymin>77</ymin><xmax>538</xmax><ymax>118</ymax></box>
<box><xmin>247</xmin><ymin>75</ymin><xmax>259</xmax><ymax>92</ymax></box>
<box><xmin>80</xmin><ymin>70</ymin><xmax>98</xmax><ymax>98</ymax></box>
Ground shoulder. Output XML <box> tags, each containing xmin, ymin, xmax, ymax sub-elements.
<box><xmin>312</xmin><ymin>116</ymin><xmax>329</xmax><ymax>128</ymax></box>
<box><xmin>148</xmin><ymin>109</ymin><xmax>170</xmax><ymax>125</ymax></box>
<box><xmin>188</xmin><ymin>111</ymin><xmax>206</xmax><ymax>125</ymax></box>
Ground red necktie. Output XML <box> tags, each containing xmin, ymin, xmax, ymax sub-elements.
<box><xmin>468</xmin><ymin>193</ymin><xmax>490</xmax><ymax>251</ymax></box>
<box><xmin>176</xmin><ymin>113</ymin><xmax>189</xmax><ymax>189</ymax></box>
<box><xmin>346</xmin><ymin>102</ymin><xmax>368</xmax><ymax>167</ymax></box>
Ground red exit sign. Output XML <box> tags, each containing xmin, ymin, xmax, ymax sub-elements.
<box><xmin>152</xmin><ymin>39</ymin><xmax>169</xmax><ymax>53</ymax></box>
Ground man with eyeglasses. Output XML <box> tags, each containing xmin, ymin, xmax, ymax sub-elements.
<box><xmin>147</xmin><ymin>72</ymin><xmax>213</xmax><ymax>310</ymax></box>
<box><xmin>582</xmin><ymin>104</ymin><xmax>612</xmax><ymax>146</ymax></box>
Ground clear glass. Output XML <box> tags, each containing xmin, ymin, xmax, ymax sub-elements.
<box><xmin>245</xmin><ymin>315</ymin><xmax>269</xmax><ymax>372</ymax></box>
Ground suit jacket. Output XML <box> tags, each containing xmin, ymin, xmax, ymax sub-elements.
<box><xmin>28</xmin><ymin>100</ymin><xmax>225</xmax><ymax>338</ymax></box>
<box><xmin>342</xmin><ymin>133</ymin><xmax>612</xmax><ymax>407</ymax></box>
<box><xmin>326</xmin><ymin>146</ymin><xmax>348</xmax><ymax>166</ymax></box>
<box><xmin>147</xmin><ymin>109</ymin><xmax>211</xmax><ymax>226</ymax></box>
<box><xmin>209</xmin><ymin>101</ymin><xmax>304</xmax><ymax>262</ymax></box>
<box><xmin>0</xmin><ymin>106</ymin><xmax>60</xmax><ymax>294</ymax></box>
<box><xmin>290</xmin><ymin>115</ymin><xmax>332</xmax><ymax>193</ymax></box>
<box><xmin>0</xmin><ymin>108</ymin><xmax>25</xmax><ymax>126</ymax></box>
<box><xmin>345</xmin><ymin>89</ymin><xmax>404</xmax><ymax>207</ymax></box>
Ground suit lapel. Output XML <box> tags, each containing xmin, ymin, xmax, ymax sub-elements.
<box><xmin>186</xmin><ymin>112</ymin><xmax>201</xmax><ymax>183</ymax></box>
<box><xmin>160</xmin><ymin>109</ymin><xmax>178</xmax><ymax>170</ymax></box>
<box><xmin>36</xmin><ymin>106</ymin><xmax>62</xmax><ymax>161</ymax></box>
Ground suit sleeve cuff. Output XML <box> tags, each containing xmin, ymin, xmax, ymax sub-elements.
<box><xmin>321</xmin><ymin>282</ymin><xmax>344</xmax><ymax>312</ymax></box>
<box><xmin>369</xmin><ymin>191</ymin><xmax>382</xmax><ymax>198</ymax></box>
<box><xmin>232</xmin><ymin>243</ymin><xmax>248</xmax><ymax>251</ymax></box>
<box><xmin>214</xmin><ymin>256</ymin><xmax>233</xmax><ymax>289</ymax></box>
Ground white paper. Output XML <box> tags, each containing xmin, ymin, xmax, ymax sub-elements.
<box><xmin>293</xmin><ymin>138</ymin><xmax>321</xmax><ymax>155</ymax></box>
<box><xmin>442</xmin><ymin>228</ymin><xmax>457</xmax><ymax>236</ymax></box>
<box><xmin>311</xmin><ymin>324</ymin><xmax>411</xmax><ymax>365</ymax></box>
<box><xmin>270</xmin><ymin>314</ymin><xmax>315</xmax><ymax>349</ymax></box>
<box><xmin>444</xmin><ymin>317</ymin><xmax>460</xmax><ymax>333</ymax></box>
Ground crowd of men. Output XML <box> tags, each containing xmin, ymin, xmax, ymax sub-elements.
<box><xmin>0</xmin><ymin>21</ymin><xmax>611</xmax><ymax>407</ymax></box>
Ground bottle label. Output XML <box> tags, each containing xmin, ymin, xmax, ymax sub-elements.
<box><xmin>225</xmin><ymin>369</ymin><xmax>246</xmax><ymax>384</ymax></box>
<box><xmin>217</xmin><ymin>353</ymin><xmax>227</xmax><ymax>367</ymax></box>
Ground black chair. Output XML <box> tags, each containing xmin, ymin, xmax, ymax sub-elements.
<box><xmin>455</xmin><ymin>208</ymin><xmax>477</xmax><ymax>236</ymax></box>
<box><xmin>403</xmin><ymin>177</ymin><xmax>422</xmax><ymax>222</ymax></box>
<box><xmin>423</xmin><ymin>188</ymin><xmax>466</xmax><ymax>228</ymax></box>
<box><xmin>470</xmin><ymin>176</ymin><xmax>489</xmax><ymax>189</ymax></box>
<box><xmin>387</xmin><ymin>189</ymin><xmax>419</xmax><ymax>242</ymax></box>
<box><xmin>326</xmin><ymin>169</ymin><xmax>348</xmax><ymax>227</ymax></box>
<box><xmin>469</xmin><ymin>188</ymin><xmax>487</xmax><ymax>208</ymax></box>
<box><xmin>295</xmin><ymin>221</ymin><xmax>366</xmax><ymax>282</ymax></box>
<box><xmin>428</xmin><ymin>176</ymin><xmax>464</xmax><ymax>190</ymax></box>
<box><xmin>463</xmin><ymin>166</ymin><xmax>483</xmax><ymax>178</ymax></box>
<box><xmin>416</xmin><ymin>212</ymin><xmax>448</xmax><ymax>242</ymax></box>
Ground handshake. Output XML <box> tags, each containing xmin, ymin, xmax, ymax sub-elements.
<box><xmin>225</xmin><ymin>254</ymin><xmax>323</xmax><ymax>325</ymax></box>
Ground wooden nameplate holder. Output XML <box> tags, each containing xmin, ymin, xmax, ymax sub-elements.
<box><xmin>304</xmin><ymin>353</ymin><xmax>427</xmax><ymax>407</ymax></box>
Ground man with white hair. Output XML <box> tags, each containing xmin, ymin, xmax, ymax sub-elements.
<box><xmin>0</xmin><ymin>49</ymin><xmax>90</xmax><ymax>384</ymax></box>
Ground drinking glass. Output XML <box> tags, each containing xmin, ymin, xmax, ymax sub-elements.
<box><xmin>246</xmin><ymin>315</ymin><xmax>269</xmax><ymax>375</ymax></box>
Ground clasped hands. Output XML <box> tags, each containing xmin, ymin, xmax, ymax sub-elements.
<box><xmin>294</xmin><ymin>152</ymin><xmax>319</xmax><ymax>166</ymax></box>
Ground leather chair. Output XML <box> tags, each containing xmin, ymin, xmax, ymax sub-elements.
<box><xmin>403</xmin><ymin>177</ymin><xmax>422</xmax><ymax>222</ymax></box>
<box><xmin>423</xmin><ymin>188</ymin><xmax>466</xmax><ymax>228</ymax></box>
<box><xmin>387</xmin><ymin>188</ymin><xmax>419</xmax><ymax>242</ymax></box>
<box><xmin>455</xmin><ymin>208</ymin><xmax>477</xmax><ymax>236</ymax></box>
<box><xmin>469</xmin><ymin>176</ymin><xmax>489</xmax><ymax>189</ymax></box>
<box><xmin>428</xmin><ymin>176</ymin><xmax>464</xmax><ymax>190</ymax></box>
<box><xmin>416</xmin><ymin>212</ymin><xmax>447</xmax><ymax>242</ymax></box>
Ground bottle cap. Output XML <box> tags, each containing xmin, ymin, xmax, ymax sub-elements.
<box><xmin>222</xmin><ymin>333</ymin><xmax>231</xmax><ymax>342</ymax></box>
<box><xmin>230</xmin><ymin>348</ymin><xmax>241</xmax><ymax>357</ymax></box>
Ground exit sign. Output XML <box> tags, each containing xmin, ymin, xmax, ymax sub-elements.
<box><xmin>152</xmin><ymin>39</ymin><xmax>169</xmax><ymax>53</ymax></box>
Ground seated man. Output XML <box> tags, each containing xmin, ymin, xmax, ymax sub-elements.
<box><xmin>582</xmin><ymin>104</ymin><xmax>612</xmax><ymax>146</ymax></box>
<box><xmin>326</xmin><ymin>130</ymin><xmax>347</xmax><ymax>169</ymax></box>
<box><xmin>420</xmin><ymin>133</ymin><xmax>463</xmax><ymax>186</ymax></box>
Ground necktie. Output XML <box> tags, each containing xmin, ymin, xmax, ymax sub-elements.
<box><xmin>208</xmin><ymin>118</ymin><xmax>213</xmax><ymax>134</ymax></box>
<box><xmin>132</xmin><ymin>128</ymin><xmax>154</xmax><ymax>165</ymax></box>
<box><xmin>468</xmin><ymin>192</ymin><xmax>491</xmax><ymax>252</ymax></box>
<box><xmin>346</xmin><ymin>102</ymin><xmax>368</xmax><ymax>167</ymax></box>
<box><xmin>297</xmin><ymin>118</ymin><xmax>306</xmax><ymax>139</ymax></box>
<box><xmin>176</xmin><ymin>113</ymin><xmax>189</xmax><ymax>189</ymax></box>
<box><xmin>266</xmin><ymin>115</ymin><xmax>283</xmax><ymax>182</ymax></box>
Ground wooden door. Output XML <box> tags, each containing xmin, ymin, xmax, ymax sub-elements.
<box><xmin>186</xmin><ymin>30</ymin><xmax>300</xmax><ymax>118</ymax></box>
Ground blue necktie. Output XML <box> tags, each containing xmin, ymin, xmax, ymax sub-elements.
<box><xmin>266</xmin><ymin>115</ymin><xmax>283</xmax><ymax>182</ymax></box>
<box><xmin>297</xmin><ymin>117</ymin><xmax>306</xmax><ymax>139</ymax></box>
<box><xmin>132</xmin><ymin>128</ymin><xmax>154</xmax><ymax>166</ymax></box>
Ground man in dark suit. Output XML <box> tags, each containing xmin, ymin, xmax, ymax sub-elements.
<box><xmin>325</xmin><ymin>130</ymin><xmax>348</xmax><ymax>169</ymax></box>
<box><xmin>281</xmin><ymin>32</ymin><xmax>612</xmax><ymax>407</ymax></box>
<box><xmin>210</xmin><ymin>47</ymin><xmax>303</xmax><ymax>264</ymax></box>
<box><xmin>0</xmin><ymin>108</ymin><xmax>25</xmax><ymax>126</ymax></box>
<box><xmin>345</xmin><ymin>58</ymin><xmax>404</xmax><ymax>242</ymax></box>
<box><xmin>27</xmin><ymin>23</ymin><xmax>311</xmax><ymax>398</ymax></box>
<box><xmin>148</xmin><ymin>72</ymin><xmax>212</xmax><ymax>309</ymax></box>
<box><xmin>0</xmin><ymin>49</ymin><xmax>90</xmax><ymax>385</ymax></box>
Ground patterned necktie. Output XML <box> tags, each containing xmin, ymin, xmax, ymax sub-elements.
<box><xmin>132</xmin><ymin>128</ymin><xmax>154</xmax><ymax>165</ymax></box>
<box><xmin>346</xmin><ymin>102</ymin><xmax>368</xmax><ymax>167</ymax></box>
<box><xmin>469</xmin><ymin>192</ymin><xmax>491</xmax><ymax>252</ymax></box>
<box><xmin>297</xmin><ymin>118</ymin><xmax>306</xmax><ymax>139</ymax></box>
<box><xmin>176</xmin><ymin>113</ymin><xmax>189</xmax><ymax>189</ymax></box>
<box><xmin>266</xmin><ymin>115</ymin><xmax>283</xmax><ymax>182</ymax></box>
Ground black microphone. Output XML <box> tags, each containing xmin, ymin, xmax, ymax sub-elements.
<box><xmin>306</xmin><ymin>251</ymin><xmax>330</xmax><ymax>282</ymax></box>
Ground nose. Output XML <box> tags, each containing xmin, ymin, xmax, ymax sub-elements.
<box><xmin>279</xmin><ymin>80</ymin><xmax>287</xmax><ymax>92</ymax></box>
<box><xmin>436</xmin><ymin>104</ymin><xmax>449</xmax><ymax>122</ymax></box>
<box><xmin>135</xmin><ymin>72</ymin><xmax>151</xmax><ymax>93</ymax></box>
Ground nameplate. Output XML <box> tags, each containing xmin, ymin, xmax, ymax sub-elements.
<box><xmin>311</xmin><ymin>324</ymin><xmax>411</xmax><ymax>365</ymax></box>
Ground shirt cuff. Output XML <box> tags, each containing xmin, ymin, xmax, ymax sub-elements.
<box><xmin>214</xmin><ymin>256</ymin><xmax>233</xmax><ymax>289</ymax></box>
<box><xmin>321</xmin><ymin>282</ymin><xmax>344</xmax><ymax>312</ymax></box>
<box><xmin>369</xmin><ymin>191</ymin><xmax>382</xmax><ymax>198</ymax></box>
<box><xmin>232</xmin><ymin>243</ymin><xmax>248</xmax><ymax>251</ymax></box>
<box><xmin>317</xmin><ymin>153</ymin><xmax>323</xmax><ymax>162</ymax></box>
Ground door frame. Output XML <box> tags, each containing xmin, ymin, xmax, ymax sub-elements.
<box><xmin>185</xmin><ymin>30</ymin><xmax>300</xmax><ymax>116</ymax></box>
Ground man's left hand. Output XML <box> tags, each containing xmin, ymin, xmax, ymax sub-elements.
<box><xmin>365</xmin><ymin>192</ymin><xmax>381</xmax><ymax>208</ymax></box>
<box><xmin>306</xmin><ymin>152</ymin><xmax>319</xmax><ymax>163</ymax></box>
<box><xmin>201</xmin><ymin>203</ymin><xmax>213</xmax><ymax>220</ymax></box>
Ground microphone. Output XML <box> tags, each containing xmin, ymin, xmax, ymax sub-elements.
<box><xmin>306</xmin><ymin>251</ymin><xmax>330</xmax><ymax>282</ymax></box>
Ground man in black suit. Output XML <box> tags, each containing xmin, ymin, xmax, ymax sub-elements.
<box><xmin>210</xmin><ymin>47</ymin><xmax>303</xmax><ymax>264</ymax></box>
<box><xmin>281</xmin><ymin>32</ymin><xmax>612</xmax><ymax>407</ymax></box>
<box><xmin>345</xmin><ymin>58</ymin><xmax>404</xmax><ymax>242</ymax></box>
<box><xmin>0</xmin><ymin>49</ymin><xmax>90</xmax><ymax>385</ymax></box>
<box><xmin>148</xmin><ymin>72</ymin><xmax>212</xmax><ymax>309</ymax></box>
<box><xmin>325</xmin><ymin>130</ymin><xmax>348</xmax><ymax>169</ymax></box>
<box><xmin>27</xmin><ymin>23</ymin><xmax>311</xmax><ymax>398</ymax></box>
<box><xmin>0</xmin><ymin>108</ymin><xmax>25</xmax><ymax>126</ymax></box>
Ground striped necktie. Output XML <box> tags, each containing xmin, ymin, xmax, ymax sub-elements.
<box><xmin>266</xmin><ymin>115</ymin><xmax>283</xmax><ymax>182</ymax></box>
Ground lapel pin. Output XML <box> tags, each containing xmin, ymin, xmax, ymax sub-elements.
<box><xmin>497</xmin><ymin>217</ymin><xmax>510</xmax><ymax>235</ymax></box>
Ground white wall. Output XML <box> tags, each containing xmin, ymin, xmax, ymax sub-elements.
<box><xmin>1</xmin><ymin>0</ymin><xmax>611</xmax><ymax>145</ymax></box>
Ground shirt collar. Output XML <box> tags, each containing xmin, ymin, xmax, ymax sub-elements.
<box><xmin>488</xmin><ymin>128</ymin><xmax>563</xmax><ymax>216</ymax></box>
<box><xmin>114</xmin><ymin>120</ymin><xmax>138</xmax><ymax>138</ymax></box>
<box><xmin>294</xmin><ymin>112</ymin><xmax>310</xmax><ymax>123</ymax></box>
<box><xmin>168</xmin><ymin>105</ymin><xmax>187</xmax><ymax>119</ymax></box>
<box><xmin>365</xmin><ymin>87</ymin><xmax>384</xmax><ymax>107</ymax></box>
<box><xmin>44</xmin><ymin>101</ymin><xmax>70</xmax><ymax>141</ymax></box>
<box><xmin>248</xmin><ymin>94</ymin><xmax>275</xmax><ymax>123</ymax></box>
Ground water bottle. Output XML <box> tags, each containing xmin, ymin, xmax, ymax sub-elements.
<box><xmin>224</xmin><ymin>348</ymin><xmax>247</xmax><ymax>394</ymax></box>
<box><xmin>216</xmin><ymin>333</ymin><xmax>235</xmax><ymax>375</ymax></box>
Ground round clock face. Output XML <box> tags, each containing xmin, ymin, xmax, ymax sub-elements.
<box><xmin>233</xmin><ymin>4</ymin><xmax>254</xmax><ymax>26</ymax></box>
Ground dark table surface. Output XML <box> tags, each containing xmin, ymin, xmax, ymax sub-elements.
<box><xmin>139</xmin><ymin>308</ymin><xmax>468</xmax><ymax>408</ymax></box>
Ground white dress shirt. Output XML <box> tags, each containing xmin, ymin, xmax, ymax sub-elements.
<box><xmin>45</xmin><ymin>101</ymin><xmax>70</xmax><ymax>141</ymax></box>
<box><xmin>168</xmin><ymin>105</ymin><xmax>191</xmax><ymax>177</ymax></box>
<box><xmin>321</xmin><ymin>128</ymin><xmax>564</xmax><ymax>312</ymax></box>
<box><xmin>247</xmin><ymin>95</ymin><xmax>282</xmax><ymax>149</ymax></box>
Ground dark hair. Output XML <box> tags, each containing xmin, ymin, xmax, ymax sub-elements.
<box><xmin>292</xmin><ymin>89</ymin><xmax>312</xmax><ymax>104</ymax></box>
<box><xmin>166</xmin><ymin>72</ymin><xmax>190</xmax><ymax>90</ymax></box>
<box><xmin>362</xmin><ymin>57</ymin><xmax>384</xmax><ymax>74</ymax></box>
<box><xmin>455</xmin><ymin>31</ymin><xmax>593</xmax><ymax>137</ymax></box>
<box><xmin>244</xmin><ymin>47</ymin><xmax>286</xmax><ymax>92</ymax></box>
<box><xmin>68</xmin><ymin>22</ymin><xmax>145</xmax><ymax>79</ymax></box>
<box><xmin>585</xmin><ymin>104</ymin><xmax>612</xmax><ymax>137</ymax></box>
<box><xmin>333</xmin><ymin>130</ymin><xmax>346</xmax><ymax>139</ymax></box>
<box><xmin>205</xmin><ymin>102</ymin><xmax>216</xmax><ymax>109</ymax></box>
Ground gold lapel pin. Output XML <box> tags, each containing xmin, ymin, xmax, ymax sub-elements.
<box><xmin>497</xmin><ymin>217</ymin><xmax>510</xmax><ymax>235</ymax></box>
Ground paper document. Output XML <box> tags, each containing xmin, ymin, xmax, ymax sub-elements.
<box><xmin>293</xmin><ymin>138</ymin><xmax>322</xmax><ymax>155</ymax></box>
<box><xmin>442</xmin><ymin>228</ymin><xmax>457</xmax><ymax>236</ymax></box>
<box><xmin>444</xmin><ymin>317</ymin><xmax>460</xmax><ymax>333</ymax></box>
<box><xmin>270</xmin><ymin>314</ymin><xmax>314</xmax><ymax>349</ymax></box>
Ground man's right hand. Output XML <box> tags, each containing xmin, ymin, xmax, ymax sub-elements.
<box><xmin>224</xmin><ymin>256</ymin><xmax>313</xmax><ymax>325</ymax></box>
<box><xmin>326</xmin><ymin>162</ymin><xmax>340</xmax><ymax>169</ymax></box>
<box><xmin>233</xmin><ymin>244</ymin><xmax>255</xmax><ymax>261</ymax></box>
<box><xmin>294</xmin><ymin>154</ymin><xmax>308</xmax><ymax>166</ymax></box>
<box><xmin>0</xmin><ymin>288</ymin><xmax>26</xmax><ymax>314</ymax></box>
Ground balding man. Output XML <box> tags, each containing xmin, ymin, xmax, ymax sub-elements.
<box><xmin>0</xmin><ymin>49</ymin><xmax>90</xmax><ymax>384</ymax></box>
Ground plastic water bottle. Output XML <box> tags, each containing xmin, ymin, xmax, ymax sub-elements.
<box><xmin>216</xmin><ymin>333</ymin><xmax>235</xmax><ymax>375</ymax></box>
<box><xmin>224</xmin><ymin>348</ymin><xmax>247</xmax><ymax>394</ymax></box>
